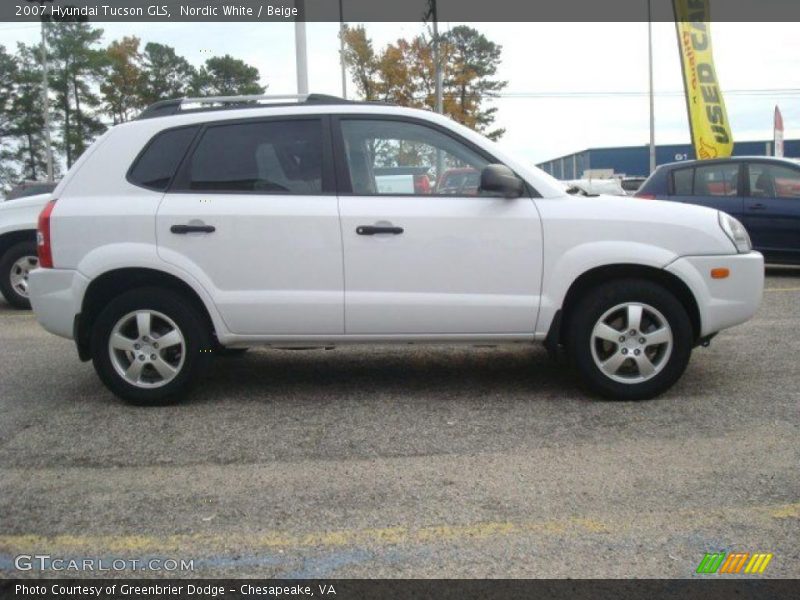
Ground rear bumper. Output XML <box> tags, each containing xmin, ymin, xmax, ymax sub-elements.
<box><xmin>28</xmin><ymin>268</ymin><xmax>89</xmax><ymax>339</ymax></box>
<box><xmin>665</xmin><ymin>252</ymin><xmax>764</xmax><ymax>337</ymax></box>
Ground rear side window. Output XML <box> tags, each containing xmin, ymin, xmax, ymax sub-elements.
<box><xmin>671</xmin><ymin>168</ymin><xmax>693</xmax><ymax>195</ymax></box>
<box><xmin>128</xmin><ymin>126</ymin><xmax>198</xmax><ymax>191</ymax></box>
<box><xmin>178</xmin><ymin>119</ymin><xmax>323</xmax><ymax>194</ymax></box>
<box><xmin>693</xmin><ymin>163</ymin><xmax>740</xmax><ymax>197</ymax></box>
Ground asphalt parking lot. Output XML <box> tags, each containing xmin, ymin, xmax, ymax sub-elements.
<box><xmin>0</xmin><ymin>269</ymin><xmax>798</xmax><ymax>579</ymax></box>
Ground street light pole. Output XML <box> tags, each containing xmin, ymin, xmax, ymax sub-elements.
<box><xmin>647</xmin><ymin>0</ymin><xmax>656</xmax><ymax>174</ymax></box>
<box><xmin>339</xmin><ymin>0</ymin><xmax>347</xmax><ymax>99</ymax></box>
<box><xmin>432</xmin><ymin>1</ymin><xmax>443</xmax><ymax>114</ymax></box>
<box><xmin>40</xmin><ymin>19</ymin><xmax>54</xmax><ymax>183</ymax></box>
<box><xmin>294</xmin><ymin>0</ymin><xmax>308</xmax><ymax>95</ymax></box>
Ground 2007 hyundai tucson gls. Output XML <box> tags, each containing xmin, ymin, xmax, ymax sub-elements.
<box><xmin>28</xmin><ymin>94</ymin><xmax>763</xmax><ymax>405</ymax></box>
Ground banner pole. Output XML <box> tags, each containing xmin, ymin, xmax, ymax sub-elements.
<box><xmin>648</xmin><ymin>0</ymin><xmax>656</xmax><ymax>174</ymax></box>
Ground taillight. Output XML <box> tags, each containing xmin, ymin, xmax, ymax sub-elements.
<box><xmin>634</xmin><ymin>193</ymin><xmax>656</xmax><ymax>200</ymax></box>
<box><xmin>37</xmin><ymin>199</ymin><xmax>57</xmax><ymax>268</ymax></box>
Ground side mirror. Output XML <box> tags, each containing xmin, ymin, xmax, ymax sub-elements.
<box><xmin>479</xmin><ymin>164</ymin><xmax>525</xmax><ymax>199</ymax></box>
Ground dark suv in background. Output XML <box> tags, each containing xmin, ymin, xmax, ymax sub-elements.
<box><xmin>636</xmin><ymin>157</ymin><xmax>800</xmax><ymax>265</ymax></box>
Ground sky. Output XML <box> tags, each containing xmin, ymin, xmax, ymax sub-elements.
<box><xmin>1</xmin><ymin>20</ymin><xmax>798</xmax><ymax>164</ymax></box>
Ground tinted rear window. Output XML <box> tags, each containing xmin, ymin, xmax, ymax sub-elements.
<box><xmin>129</xmin><ymin>126</ymin><xmax>198</xmax><ymax>191</ymax></box>
<box><xmin>694</xmin><ymin>163</ymin><xmax>739</xmax><ymax>197</ymax></box>
<box><xmin>178</xmin><ymin>119</ymin><xmax>323</xmax><ymax>194</ymax></box>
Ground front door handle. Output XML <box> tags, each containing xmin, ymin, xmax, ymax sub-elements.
<box><xmin>356</xmin><ymin>225</ymin><xmax>404</xmax><ymax>235</ymax></box>
<box><xmin>748</xmin><ymin>203</ymin><xmax>767</xmax><ymax>211</ymax></box>
<box><xmin>170</xmin><ymin>224</ymin><xmax>216</xmax><ymax>234</ymax></box>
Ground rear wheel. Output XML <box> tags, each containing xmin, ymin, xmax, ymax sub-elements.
<box><xmin>565</xmin><ymin>279</ymin><xmax>693</xmax><ymax>400</ymax></box>
<box><xmin>0</xmin><ymin>241</ymin><xmax>38</xmax><ymax>309</ymax></box>
<box><xmin>91</xmin><ymin>287</ymin><xmax>212</xmax><ymax>405</ymax></box>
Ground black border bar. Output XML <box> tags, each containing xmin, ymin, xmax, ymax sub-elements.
<box><xmin>5</xmin><ymin>0</ymin><xmax>800</xmax><ymax>23</ymax></box>
<box><xmin>2</xmin><ymin>579</ymin><xmax>800</xmax><ymax>600</ymax></box>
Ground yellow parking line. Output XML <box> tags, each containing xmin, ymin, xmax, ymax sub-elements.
<box><xmin>764</xmin><ymin>287</ymin><xmax>800</xmax><ymax>292</ymax></box>
<box><xmin>0</xmin><ymin>502</ymin><xmax>796</xmax><ymax>555</ymax></box>
<box><xmin>0</xmin><ymin>519</ymin><xmax>584</xmax><ymax>554</ymax></box>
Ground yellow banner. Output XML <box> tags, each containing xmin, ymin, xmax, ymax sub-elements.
<box><xmin>673</xmin><ymin>0</ymin><xmax>733</xmax><ymax>159</ymax></box>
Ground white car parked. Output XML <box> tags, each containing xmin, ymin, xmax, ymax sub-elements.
<box><xmin>29</xmin><ymin>94</ymin><xmax>764</xmax><ymax>404</ymax></box>
<box><xmin>0</xmin><ymin>193</ymin><xmax>51</xmax><ymax>308</ymax></box>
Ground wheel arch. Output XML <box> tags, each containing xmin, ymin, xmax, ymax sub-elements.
<box><xmin>549</xmin><ymin>264</ymin><xmax>702</xmax><ymax>350</ymax></box>
<box><xmin>76</xmin><ymin>267</ymin><xmax>218</xmax><ymax>362</ymax></box>
<box><xmin>0</xmin><ymin>229</ymin><xmax>37</xmax><ymax>259</ymax></box>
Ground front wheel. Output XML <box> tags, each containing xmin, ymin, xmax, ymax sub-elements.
<box><xmin>91</xmin><ymin>288</ymin><xmax>212</xmax><ymax>405</ymax></box>
<box><xmin>565</xmin><ymin>279</ymin><xmax>693</xmax><ymax>400</ymax></box>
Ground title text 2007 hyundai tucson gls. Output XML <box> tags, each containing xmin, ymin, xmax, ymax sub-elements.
<box><xmin>28</xmin><ymin>94</ymin><xmax>763</xmax><ymax>405</ymax></box>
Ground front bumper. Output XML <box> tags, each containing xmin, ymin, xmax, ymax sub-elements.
<box><xmin>28</xmin><ymin>268</ymin><xmax>89</xmax><ymax>339</ymax></box>
<box><xmin>665</xmin><ymin>251</ymin><xmax>764</xmax><ymax>337</ymax></box>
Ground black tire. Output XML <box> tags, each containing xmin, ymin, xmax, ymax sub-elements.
<box><xmin>91</xmin><ymin>287</ymin><xmax>212</xmax><ymax>405</ymax></box>
<box><xmin>565</xmin><ymin>279</ymin><xmax>693</xmax><ymax>401</ymax></box>
<box><xmin>0</xmin><ymin>240</ymin><xmax>38</xmax><ymax>310</ymax></box>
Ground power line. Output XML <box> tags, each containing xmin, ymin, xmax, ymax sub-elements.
<box><xmin>493</xmin><ymin>89</ymin><xmax>800</xmax><ymax>99</ymax></box>
<box><xmin>0</xmin><ymin>25</ymin><xmax>40</xmax><ymax>32</ymax></box>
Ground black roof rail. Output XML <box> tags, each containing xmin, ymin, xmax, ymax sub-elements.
<box><xmin>136</xmin><ymin>93</ymin><xmax>355</xmax><ymax>120</ymax></box>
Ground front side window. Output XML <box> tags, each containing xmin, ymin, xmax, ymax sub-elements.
<box><xmin>339</xmin><ymin>119</ymin><xmax>492</xmax><ymax>196</ymax></box>
<box><xmin>693</xmin><ymin>163</ymin><xmax>739</xmax><ymax>197</ymax></box>
<box><xmin>179</xmin><ymin>119</ymin><xmax>323</xmax><ymax>194</ymax></box>
<box><xmin>748</xmin><ymin>163</ymin><xmax>800</xmax><ymax>199</ymax></box>
<box><xmin>129</xmin><ymin>126</ymin><xmax>198</xmax><ymax>191</ymax></box>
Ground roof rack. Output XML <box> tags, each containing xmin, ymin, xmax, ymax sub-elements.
<box><xmin>136</xmin><ymin>93</ymin><xmax>352</xmax><ymax>120</ymax></box>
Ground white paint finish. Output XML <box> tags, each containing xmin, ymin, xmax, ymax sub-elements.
<box><xmin>340</xmin><ymin>194</ymin><xmax>543</xmax><ymax>334</ymax></box>
<box><xmin>0</xmin><ymin>193</ymin><xmax>50</xmax><ymax>237</ymax></box>
<box><xmin>156</xmin><ymin>193</ymin><xmax>344</xmax><ymax>336</ymax></box>
<box><xmin>28</xmin><ymin>268</ymin><xmax>89</xmax><ymax>338</ymax></box>
<box><xmin>51</xmin><ymin>192</ymin><xmax>163</xmax><ymax>270</ymax></box>
<box><xmin>73</xmin><ymin>242</ymin><xmax>230</xmax><ymax>343</ymax></box>
<box><xmin>532</xmin><ymin>194</ymin><xmax>738</xmax><ymax>335</ymax></box>
<box><xmin>665</xmin><ymin>252</ymin><xmax>764</xmax><ymax>336</ymax></box>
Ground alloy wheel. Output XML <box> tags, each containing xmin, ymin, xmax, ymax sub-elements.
<box><xmin>590</xmin><ymin>302</ymin><xmax>673</xmax><ymax>384</ymax></box>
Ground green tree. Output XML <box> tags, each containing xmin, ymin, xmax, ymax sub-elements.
<box><xmin>8</xmin><ymin>43</ymin><xmax>59</xmax><ymax>182</ymax></box>
<box><xmin>140</xmin><ymin>42</ymin><xmax>196</xmax><ymax>105</ymax></box>
<box><xmin>191</xmin><ymin>55</ymin><xmax>265</xmax><ymax>96</ymax></box>
<box><xmin>46</xmin><ymin>21</ymin><xmax>108</xmax><ymax>167</ymax></box>
<box><xmin>341</xmin><ymin>25</ymin><xmax>380</xmax><ymax>101</ymax></box>
<box><xmin>0</xmin><ymin>44</ymin><xmax>19</xmax><ymax>192</ymax></box>
<box><xmin>341</xmin><ymin>25</ymin><xmax>507</xmax><ymax>139</ymax></box>
<box><xmin>441</xmin><ymin>26</ymin><xmax>507</xmax><ymax>140</ymax></box>
<box><xmin>101</xmin><ymin>36</ymin><xmax>144</xmax><ymax>124</ymax></box>
<box><xmin>0</xmin><ymin>44</ymin><xmax>16</xmax><ymax>137</ymax></box>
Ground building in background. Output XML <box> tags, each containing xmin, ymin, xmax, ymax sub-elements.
<box><xmin>537</xmin><ymin>139</ymin><xmax>800</xmax><ymax>180</ymax></box>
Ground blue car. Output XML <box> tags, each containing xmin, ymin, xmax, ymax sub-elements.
<box><xmin>636</xmin><ymin>157</ymin><xmax>800</xmax><ymax>265</ymax></box>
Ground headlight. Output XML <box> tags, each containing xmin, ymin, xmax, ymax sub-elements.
<box><xmin>718</xmin><ymin>212</ymin><xmax>752</xmax><ymax>253</ymax></box>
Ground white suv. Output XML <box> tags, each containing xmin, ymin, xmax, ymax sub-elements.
<box><xmin>29</xmin><ymin>94</ymin><xmax>764</xmax><ymax>404</ymax></box>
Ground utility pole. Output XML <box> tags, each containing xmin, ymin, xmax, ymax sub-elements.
<box><xmin>41</xmin><ymin>19</ymin><xmax>54</xmax><ymax>183</ymax></box>
<box><xmin>647</xmin><ymin>0</ymin><xmax>656</xmax><ymax>174</ymax></box>
<box><xmin>295</xmin><ymin>0</ymin><xmax>308</xmax><ymax>95</ymax></box>
<box><xmin>431</xmin><ymin>0</ymin><xmax>443</xmax><ymax>114</ymax></box>
<box><xmin>339</xmin><ymin>0</ymin><xmax>347</xmax><ymax>99</ymax></box>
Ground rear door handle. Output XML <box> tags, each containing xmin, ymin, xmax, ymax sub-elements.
<box><xmin>748</xmin><ymin>203</ymin><xmax>767</xmax><ymax>211</ymax></box>
<box><xmin>356</xmin><ymin>225</ymin><xmax>404</xmax><ymax>235</ymax></box>
<box><xmin>170</xmin><ymin>224</ymin><xmax>216</xmax><ymax>234</ymax></box>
